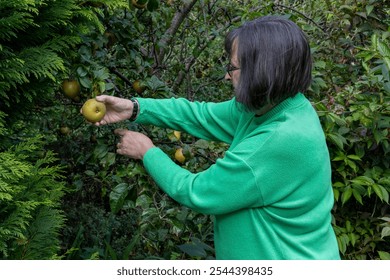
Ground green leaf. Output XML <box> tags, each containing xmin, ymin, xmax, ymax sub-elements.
<box><xmin>371</xmin><ymin>34</ymin><xmax>378</xmax><ymax>51</ymax></box>
<box><xmin>384</xmin><ymin>57</ymin><xmax>390</xmax><ymax>71</ymax></box>
<box><xmin>347</xmin><ymin>154</ymin><xmax>361</xmax><ymax>161</ymax></box>
<box><xmin>345</xmin><ymin>220</ymin><xmax>352</xmax><ymax>232</ymax></box>
<box><xmin>101</xmin><ymin>152</ymin><xmax>116</xmax><ymax>167</ymax></box>
<box><xmin>79</xmin><ymin>76</ymin><xmax>93</xmax><ymax>89</ymax></box>
<box><xmin>178</xmin><ymin>242</ymin><xmax>206</xmax><ymax>258</ymax></box>
<box><xmin>333</xmin><ymin>189</ymin><xmax>340</xmax><ymax>201</ymax></box>
<box><xmin>104</xmin><ymin>240</ymin><xmax>118</xmax><ymax>260</ymax></box>
<box><xmin>381</xmin><ymin>227</ymin><xmax>390</xmax><ymax>239</ymax></box>
<box><xmin>109</xmin><ymin>183</ymin><xmax>131</xmax><ymax>214</ymax></box>
<box><xmin>346</xmin><ymin>159</ymin><xmax>357</xmax><ymax>171</ymax></box>
<box><xmin>348</xmin><ymin>232</ymin><xmax>359</xmax><ymax>246</ymax></box>
<box><xmin>341</xmin><ymin>186</ymin><xmax>353</xmax><ymax>205</ymax></box>
<box><xmin>377</xmin><ymin>41</ymin><xmax>390</xmax><ymax>58</ymax></box>
<box><xmin>93</xmin><ymin>144</ymin><xmax>108</xmax><ymax>159</ymax></box>
<box><xmin>77</xmin><ymin>66</ymin><xmax>89</xmax><ymax>77</ymax></box>
<box><xmin>351</xmin><ymin>176</ymin><xmax>375</xmax><ymax>186</ymax></box>
<box><xmin>366</xmin><ymin>5</ymin><xmax>374</xmax><ymax>16</ymax></box>
<box><xmin>332</xmin><ymin>154</ymin><xmax>346</xmax><ymax>161</ymax></box>
<box><xmin>378</xmin><ymin>251</ymin><xmax>390</xmax><ymax>260</ymax></box>
<box><xmin>352</xmin><ymin>183</ymin><xmax>366</xmax><ymax>194</ymax></box>
<box><xmin>337</xmin><ymin>233</ymin><xmax>349</xmax><ymax>255</ymax></box>
<box><xmin>122</xmin><ymin>232</ymin><xmax>141</xmax><ymax>259</ymax></box>
<box><xmin>372</xmin><ymin>184</ymin><xmax>387</xmax><ymax>202</ymax></box>
<box><xmin>195</xmin><ymin>139</ymin><xmax>210</xmax><ymax>149</ymax></box>
<box><xmin>84</xmin><ymin>170</ymin><xmax>95</xmax><ymax>176</ymax></box>
<box><xmin>177</xmin><ymin>238</ymin><xmax>212</xmax><ymax>258</ymax></box>
<box><xmin>333</xmin><ymin>181</ymin><xmax>345</xmax><ymax>188</ymax></box>
<box><xmin>352</xmin><ymin>189</ymin><xmax>363</xmax><ymax>205</ymax></box>
<box><xmin>314</xmin><ymin>60</ymin><xmax>326</xmax><ymax>69</ymax></box>
<box><xmin>380</xmin><ymin>185</ymin><xmax>389</xmax><ymax>203</ymax></box>
<box><xmin>327</xmin><ymin>133</ymin><xmax>345</xmax><ymax>150</ymax></box>
<box><xmin>329</xmin><ymin>113</ymin><xmax>347</xmax><ymax>126</ymax></box>
<box><xmin>93</xmin><ymin>67</ymin><xmax>109</xmax><ymax>80</ymax></box>
<box><xmin>380</xmin><ymin>217</ymin><xmax>390</xmax><ymax>223</ymax></box>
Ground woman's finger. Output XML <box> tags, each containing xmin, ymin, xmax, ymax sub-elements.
<box><xmin>95</xmin><ymin>94</ymin><xmax>110</xmax><ymax>103</ymax></box>
<box><xmin>114</xmin><ymin>128</ymin><xmax>127</xmax><ymax>137</ymax></box>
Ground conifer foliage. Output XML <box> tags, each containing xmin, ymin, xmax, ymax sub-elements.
<box><xmin>1</xmin><ymin>0</ymin><xmax>75</xmax><ymax>111</ymax></box>
<box><xmin>0</xmin><ymin>0</ymin><xmax>126</xmax><ymax>259</ymax></box>
<box><xmin>0</xmin><ymin>0</ymin><xmax>126</xmax><ymax>115</ymax></box>
<box><xmin>0</xmin><ymin>127</ymin><xmax>65</xmax><ymax>259</ymax></box>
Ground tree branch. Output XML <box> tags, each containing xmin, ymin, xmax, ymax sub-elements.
<box><xmin>156</xmin><ymin>0</ymin><xmax>199</xmax><ymax>66</ymax></box>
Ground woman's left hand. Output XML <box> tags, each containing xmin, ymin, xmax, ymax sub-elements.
<box><xmin>114</xmin><ymin>129</ymin><xmax>155</xmax><ymax>160</ymax></box>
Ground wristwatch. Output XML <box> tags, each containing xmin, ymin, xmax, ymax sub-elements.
<box><xmin>129</xmin><ymin>98</ymin><xmax>139</xmax><ymax>122</ymax></box>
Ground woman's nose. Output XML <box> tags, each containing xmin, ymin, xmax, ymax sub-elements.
<box><xmin>225</xmin><ymin>72</ymin><xmax>231</xmax><ymax>80</ymax></box>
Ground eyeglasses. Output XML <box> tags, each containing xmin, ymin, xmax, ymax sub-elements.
<box><xmin>225</xmin><ymin>63</ymin><xmax>240</xmax><ymax>77</ymax></box>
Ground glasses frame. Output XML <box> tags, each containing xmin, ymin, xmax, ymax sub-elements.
<box><xmin>225</xmin><ymin>63</ymin><xmax>240</xmax><ymax>77</ymax></box>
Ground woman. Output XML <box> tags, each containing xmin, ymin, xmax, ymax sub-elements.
<box><xmin>87</xmin><ymin>16</ymin><xmax>340</xmax><ymax>260</ymax></box>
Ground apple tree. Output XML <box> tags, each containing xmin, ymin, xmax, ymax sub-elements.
<box><xmin>45</xmin><ymin>0</ymin><xmax>390</xmax><ymax>260</ymax></box>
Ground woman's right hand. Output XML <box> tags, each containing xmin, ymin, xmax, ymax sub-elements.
<box><xmin>92</xmin><ymin>95</ymin><xmax>134</xmax><ymax>126</ymax></box>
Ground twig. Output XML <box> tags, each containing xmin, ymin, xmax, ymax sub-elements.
<box><xmin>274</xmin><ymin>3</ymin><xmax>327</xmax><ymax>33</ymax></box>
<box><xmin>108</xmin><ymin>67</ymin><xmax>132</xmax><ymax>87</ymax></box>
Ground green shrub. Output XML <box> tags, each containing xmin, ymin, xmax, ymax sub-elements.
<box><xmin>0</xmin><ymin>112</ymin><xmax>66</xmax><ymax>259</ymax></box>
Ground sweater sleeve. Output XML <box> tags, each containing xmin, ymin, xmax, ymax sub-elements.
<box><xmin>142</xmin><ymin>147</ymin><xmax>262</xmax><ymax>215</ymax></box>
<box><xmin>135</xmin><ymin>97</ymin><xmax>242</xmax><ymax>144</ymax></box>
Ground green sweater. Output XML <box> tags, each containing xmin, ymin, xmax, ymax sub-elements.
<box><xmin>136</xmin><ymin>93</ymin><xmax>340</xmax><ymax>260</ymax></box>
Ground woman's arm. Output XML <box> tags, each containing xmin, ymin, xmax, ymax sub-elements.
<box><xmin>136</xmin><ymin>97</ymin><xmax>243</xmax><ymax>144</ymax></box>
<box><xmin>142</xmin><ymin>146</ymin><xmax>262</xmax><ymax>215</ymax></box>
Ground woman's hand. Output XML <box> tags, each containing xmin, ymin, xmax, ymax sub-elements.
<box><xmin>92</xmin><ymin>95</ymin><xmax>134</xmax><ymax>126</ymax></box>
<box><xmin>114</xmin><ymin>129</ymin><xmax>155</xmax><ymax>160</ymax></box>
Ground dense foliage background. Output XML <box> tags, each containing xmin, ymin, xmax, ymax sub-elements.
<box><xmin>0</xmin><ymin>0</ymin><xmax>389</xmax><ymax>260</ymax></box>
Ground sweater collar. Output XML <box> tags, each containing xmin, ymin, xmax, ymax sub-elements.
<box><xmin>254</xmin><ymin>93</ymin><xmax>306</xmax><ymax>121</ymax></box>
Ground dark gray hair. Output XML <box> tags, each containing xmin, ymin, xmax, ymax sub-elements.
<box><xmin>225</xmin><ymin>16</ymin><xmax>312</xmax><ymax>110</ymax></box>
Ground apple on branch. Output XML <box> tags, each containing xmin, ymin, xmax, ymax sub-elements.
<box><xmin>62</xmin><ymin>79</ymin><xmax>81</xmax><ymax>100</ymax></box>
